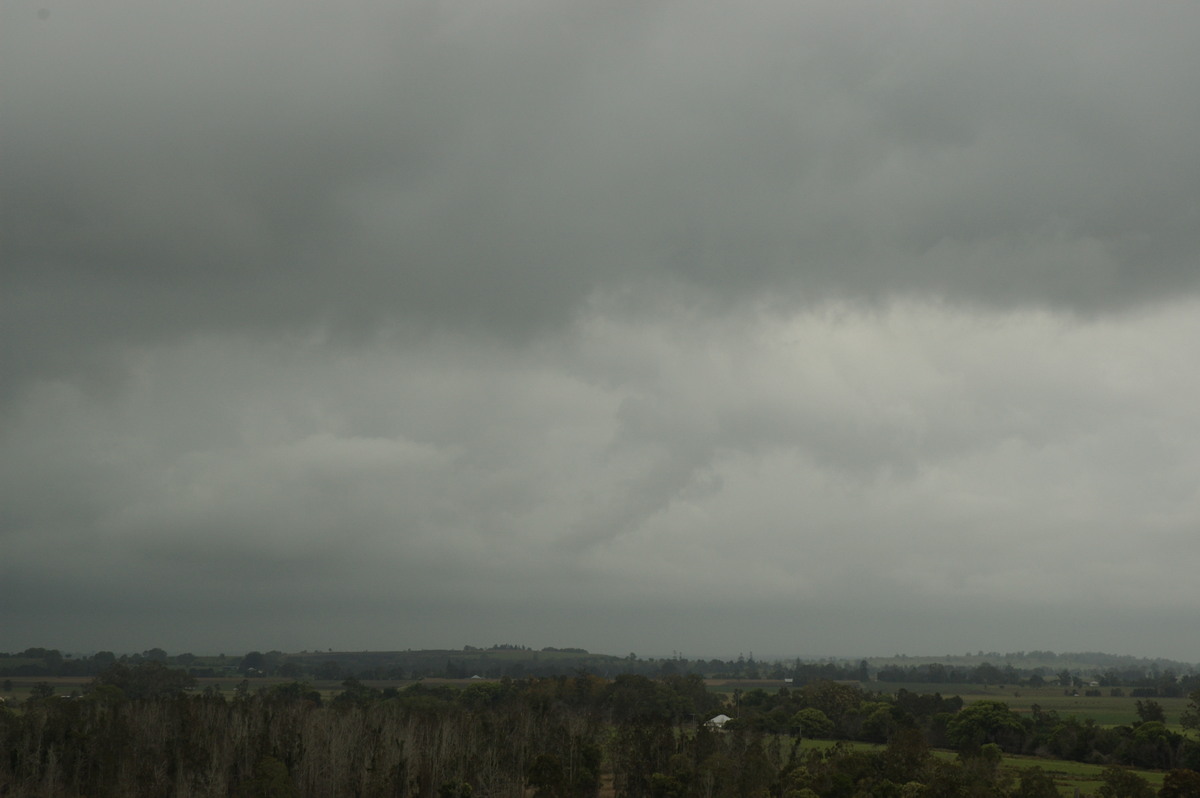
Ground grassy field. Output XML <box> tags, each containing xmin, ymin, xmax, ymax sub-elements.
<box><xmin>707</xmin><ymin>678</ymin><xmax>1194</xmax><ymax>728</ymax></box>
<box><xmin>802</xmin><ymin>738</ymin><xmax>1165</xmax><ymax>796</ymax></box>
<box><xmin>874</xmin><ymin>681</ymin><xmax>1194</xmax><ymax>729</ymax></box>
<box><xmin>1</xmin><ymin>676</ymin><xmax>93</xmax><ymax>703</ymax></box>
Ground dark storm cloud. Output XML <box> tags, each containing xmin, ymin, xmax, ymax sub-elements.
<box><xmin>6</xmin><ymin>2</ymin><xmax>1200</xmax><ymax>368</ymax></box>
<box><xmin>3</xmin><ymin>4</ymin><xmax>649</xmax><ymax>338</ymax></box>
<box><xmin>4</xmin><ymin>1</ymin><xmax>1200</xmax><ymax>659</ymax></box>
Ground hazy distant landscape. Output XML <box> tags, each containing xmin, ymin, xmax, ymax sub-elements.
<box><xmin>6</xmin><ymin>645</ymin><xmax>1199</xmax><ymax>684</ymax></box>
<box><xmin>3</xmin><ymin>644</ymin><xmax>1199</xmax><ymax>796</ymax></box>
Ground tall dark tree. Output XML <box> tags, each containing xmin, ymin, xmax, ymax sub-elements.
<box><xmin>1096</xmin><ymin>765</ymin><xmax>1154</xmax><ymax>798</ymax></box>
<box><xmin>1181</xmin><ymin>688</ymin><xmax>1200</xmax><ymax>732</ymax></box>
<box><xmin>240</xmin><ymin>651</ymin><xmax>267</xmax><ymax>673</ymax></box>
<box><xmin>1012</xmin><ymin>766</ymin><xmax>1059</xmax><ymax>798</ymax></box>
<box><xmin>1160</xmin><ymin>769</ymin><xmax>1200</xmax><ymax>798</ymax></box>
<box><xmin>1134</xmin><ymin>699</ymin><xmax>1165</xmax><ymax>724</ymax></box>
<box><xmin>92</xmin><ymin>661</ymin><xmax>195</xmax><ymax>699</ymax></box>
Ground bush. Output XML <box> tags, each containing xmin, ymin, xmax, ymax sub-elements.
<box><xmin>1096</xmin><ymin>765</ymin><xmax>1154</xmax><ymax>798</ymax></box>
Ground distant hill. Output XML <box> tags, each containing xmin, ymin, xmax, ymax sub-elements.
<box><xmin>864</xmin><ymin>650</ymin><xmax>1198</xmax><ymax>675</ymax></box>
<box><xmin>3</xmin><ymin>646</ymin><xmax>1196</xmax><ymax>683</ymax></box>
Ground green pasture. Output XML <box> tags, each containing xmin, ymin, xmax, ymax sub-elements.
<box><xmin>1</xmin><ymin>676</ymin><xmax>93</xmax><ymax>703</ymax></box>
<box><xmin>706</xmin><ymin>678</ymin><xmax>820</xmax><ymax>694</ymax></box>
<box><xmin>975</xmin><ymin>749</ymin><xmax>1163</xmax><ymax>796</ymax></box>
<box><xmin>800</xmin><ymin>738</ymin><xmax>1164</xmax><ymax>796</ymax></box>
<box><xmin>874</xmin><ymin>682</ymin><xmax>1193</xmax><ymax>729</ymax></box>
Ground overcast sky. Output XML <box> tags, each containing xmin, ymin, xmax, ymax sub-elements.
<box><xmin>3</xmin><ymin>0</ymin><xmax>1200</xmax><ymax>663</ymax></box>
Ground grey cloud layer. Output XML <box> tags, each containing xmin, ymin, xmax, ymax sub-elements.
<box><xmin>5</xmin><ymin>303</ymin><xmax>1200</xmax><ymax>656</ymax></box>
<box><xmin>6</xmin><ymin>2</ymin><xmax>1200</xmax><ymax>354</ymax></box>
<box><xmin>3</xmin><ymin>1</ymin><xmax>1200</xmax><ymax>658</ymax></box>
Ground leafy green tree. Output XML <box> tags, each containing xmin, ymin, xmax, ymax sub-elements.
<box><xmin>1181</xmin><ymin>688</ymin><xmax>1200</xmax><ymax>733</ymax></box>
<box><xmin>85</xmin><ymin>684</ymin><xmax>127</xmax><ymax>704</ymax></box>
<box><xmin>314</xmin><ymin>660</ymin><xmax>343</xmax><ymax>680</ymax></box>
<box><xmin>857</xmin><ymin>702</ymin><xmax>903</xmax><ymax>743</ymax></box>
<box><xmin>332</xmin><ymin>678</ymin><xmax>380</xmax><ymax>707</ymax></box>
<box><xmin>919</xmin><ymin>759</ymin><xmax>973</xmax><ymax>797</ymax></box>
<box><xmin>1135</xmin><ymin>699</ymin><xmax>1166</xmax><ymax>723</ymax></box>
<box><xmin>605</xmin><ymin>674</ymin><xmax>682</xmax><ymax>726</ymax></box>
<box><xmin>268</xmin><ymin>681</ymin><xmax>320</xmax><ymax>704</ymax></box>
<box><xmin>1011</xmin><ymin>766</ymin><xmax>1058</xmax><ymax>798</ymax></box>
<box><xmin>527</xmin><ymin>753</ymin><xmax>568</xmax><ymax>798</ymax></box>
<box><xmin>1122</xmin><ymin>720</ymin><xmax>1181</xmax><ymax>770</ymax></box>
<box><xmin>92</xmin><ymin>661</ymin><xmax>195</xmax><ymax>699</ymax></box>
<box><xmin>798</xmin><ymin>680</ymin><xmax>865</xmax><ymax>732</ymax></box>
<box><xmin>956</xmin><ymin>743</ymin><xmax>1009</xmax><ymax>795</ymax></box>
<box><xmin>237</xmin><ymin>756</ymin><xmax>300</xmax><ymax>798</ymax></box>
<box><xmin>1159</xmin><ymin>768</ymin><xmax>1200</xmax><ymax>798</ymax></box>
<box><xmin>648</xmin><ymin>770</ymin><xmax>690</xmax><ymax>798</ymax></box>
<box><xmin>1096</xmin><ymin>765</ymin><xmax>1154</xmax><ymax>798</ymax></box>
<box><xmin>735</xmin><ymin>735</ymin><xmax>777</xmax><ymax>797</ymax></box>
<box><xmin>40</xmin><ymin>649</ymin><xmax>64</xmax><ymax>673</ymax></box>
<box><xmin>276</xmin><ymin>660</ymin><xmax>302</xmax><ymax>678</ymax></box>
<box><xmin>609</xmin><ymin>721</ymin><xmax>677</xmax><ymax>797</ymax></box>
<box><xmin>30</xmin><ymin>681</ymin><xmax>55</xmax><ymax>700</ymax></box>
<box><xmin>945</xmin><ymin>700</ymin><xmax>1027</xmax><ymax>752</ymax></box>
<box><xmin>974</xmin><ymin>662</ymin><xmax>1003</xmax><ymax>685</ymax></box>
<box><xmin>1180</xmin><ymin>739</ymin><xmax>1200</xmax><ymax>773</ymax></box>
<box><xmin>661</xmin><ymin>673</ymin><xmax>723</xmax><ymax>719</ymax></box>
<box><xmin>791</xmin><ymin>708</ymin><xmax>833</xmax><ymax>738</ymax></box>
<box><xmin>881</xmin><ymin>727</ymin><xmax>930</xmax><ymax>784</ymax></box>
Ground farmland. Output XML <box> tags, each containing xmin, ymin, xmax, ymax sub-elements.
<box><xmin>2</xmin><ymin>648</ymin><xmax>1198</xmax><ymax>795</ymax></box>
<box><xmin>874</xmin><ymin>681</ymin><xmax>1196</xmax><ymax>730</ymax></box>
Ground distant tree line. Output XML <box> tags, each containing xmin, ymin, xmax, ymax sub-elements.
<box><xmin>875</xmin><ymin>662</ymin><xmax>1200</xmax><ymax>694</ymax></box>
<box><xmin>3</xmin><ymin>661</ymin><xmax>1199</xmax><ymax>796</ymax></box>
<box><xmin>178</xmin><ymin>649</ymin><xmax>874</xmax><ymax>683</ymax></box>
<box><xmin>7</xmin><ymin>647</ymin><xmax>1197</xmax><ymax>688</ymax></box>
<box><xmin>876</xmin><ymin>661</ymin><xmax>1025</xmax><ymax>685</ymax></box>
<box><xmin>876</xmin><ymin>650</ymin><xmax>1199</xmax><ymax>674</ymax></box>
<box><xmin>218</xmin><ymin>650</ymin><xmax>872</xmax><ymax>684</ymax></box>
<box><xmin>0</xmin><ymin>648</ymin><xmax>182</xmax><ymax>677</ymax></box>
<box><xmin>727</xmin><ymin>684</ymin><xmax>1200</xmax><ymax>771</ymax></box>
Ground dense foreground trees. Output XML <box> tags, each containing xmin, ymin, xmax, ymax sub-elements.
<box><xmin>2</xmin><ymin>670</ymin><xmax>1198</xmax><ymax>797</ymax></box>
<box><xmin>1</xmin><ymin>671</ymin><xmax>712</xmax><ymax>797</ymax></box>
